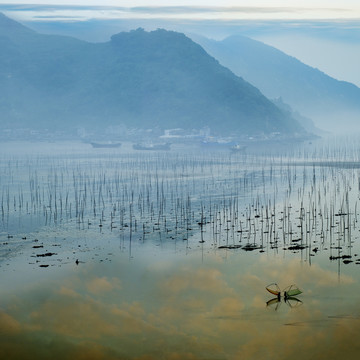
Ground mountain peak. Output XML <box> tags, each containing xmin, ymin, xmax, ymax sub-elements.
<box><xmin>111</xmin><ymin>27</ymin><xmax>187</xmax><ymax>42</ymax></box>
<box><xmin>110</xmin><ymin>28</ymin><xmax>205</xmax><ymax>57</ymax></box>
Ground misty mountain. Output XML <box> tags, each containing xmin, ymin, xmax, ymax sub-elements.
<box><xmin>271</xmin><ymin>98</ymin><xmax>325</xmax><ymax>136</ymax></box>
<box><xmin>193</xmin><ymin>34</ymin><xmax>360</xmax><ymax>132</ymax></box>
<box><xmin>0</xmin><ymin>13</ymin><xmax>306</xmax><ymax>137</ymax></box>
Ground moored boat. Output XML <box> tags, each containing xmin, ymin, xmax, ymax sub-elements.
<box><xmin>230</xmin><ymin>144</ymin><xmax>247</xmax><ymax>152</ymax></box>
<box><xmin>133</xmin><ymin>143</ymin><xmax>171</xmax><ymax>151</ymax></box>
<box><xmin>90</xmin><ymin>142</ymin><xmax>122</xmax><ymax>148</ymax></box>
<box><xmin>201</xmin><ymin>137</ymin><xmax>236</xmax><ymax>148</ymax></box>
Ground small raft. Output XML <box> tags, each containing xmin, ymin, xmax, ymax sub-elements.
<box><xmin>266</xmin><ymin>283</ymin><xmax>281</xmax><ymax>296</ymax></box>
<box><xmin>266</xmin><ymin>283</ymin><xmax>302</xmax><ymax>298</ymax></box>
<box><xmin>283</xmin><ymin>284</ymin><xmax>302</xmax><ymax>297</ymax></box>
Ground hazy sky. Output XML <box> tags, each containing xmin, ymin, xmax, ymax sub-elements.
<box><xmin>1</xmin><ymin>0</ymin><xmax>360</xmax><ymax>6</ymax></box>
<box><xmin>1</xmin><ymin>1</ymin><xmax>360</xmax><ymax>20</ymax></box>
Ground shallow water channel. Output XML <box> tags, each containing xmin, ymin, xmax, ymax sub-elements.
<box><xmin>1</xmin><ymin>140</ymin><xmax>360</xmax><ymax>359</ymax></box>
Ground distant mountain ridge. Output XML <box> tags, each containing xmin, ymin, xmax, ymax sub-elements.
<box><xmin>0</xmin><ymin>13</ymin><xmax>306</xmax><ymax>138</ymax></box>
<box><xmin>193</xmin><ymin>34</ymin><xmax>360</xmax><ymax>132</ymax></box>
<box><xmin>0</xmin><ymin>12</ymin><xmax>34</xmax><ymax>36</ymax></box>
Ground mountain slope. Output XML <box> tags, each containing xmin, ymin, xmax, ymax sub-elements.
<box><xmin>193</xmin><ymin>34</ymin><xmax>360</xmax><ymax>132</ymax></box>
<box><xmin>0</xmin><ymin>13</ymin><xmax>306</xmax><ymax>137</ymax></box>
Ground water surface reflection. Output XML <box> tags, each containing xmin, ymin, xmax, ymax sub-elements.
<box><xmin>1</xmin><ymin>247</ymin><xmax>360</xmax><ymax>360</ymax></box>
<box><xmin>2</xmin><ymin>140</ymin><xmax>360</xmax><ymax>359</ymax></box>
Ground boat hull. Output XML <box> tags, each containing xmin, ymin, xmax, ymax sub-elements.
<box><xmin>266</xmin><ymin>283</ymin><xmax>281</xmax><ymax>296</ymax></box>
<box><xmin>90</xmin><ymin>142</ymin><xmax>122</xmax><ymax>148</ymax></box>
<box><xmin>133</xmin><ymin>143</ymin><xmax>171</xmax><ymax>151</ymax></box>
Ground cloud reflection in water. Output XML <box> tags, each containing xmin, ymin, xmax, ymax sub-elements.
<box><xmin>1</xmin><ymin>250</ymin><xmax>360</xmax><ymax>359</ymax></box>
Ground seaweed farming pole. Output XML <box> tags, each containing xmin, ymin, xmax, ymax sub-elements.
<box><xmin>199</xmin><ymin>202</ymin><xmax>205</xmax><ymax>243</ymax></box>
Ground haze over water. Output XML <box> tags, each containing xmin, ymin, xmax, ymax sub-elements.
<box><xmin>1</xmin><ymin>139</ymin><xmax>360</xmax><ymax>359</ymax></box>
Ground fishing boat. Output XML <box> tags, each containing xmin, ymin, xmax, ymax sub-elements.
<box><xmin>283</xmin><ymin>284</ymin><xmax>302</xmax><ymax>298</ymax></box>
<box><xmin>285</xmin><ymin>296</ymin><xmax>303</xmax><ymax>308</ymax></box>
<box><xmin>133</xmin><ymin>143</ymin><xmax>171</xmax><ymax>151</ymax></box>
<box><xmin>90</xmin><ymin>142</ymin><xmax>122</xmax><ymax>148</ymax></box>
<box><xmin>266</xmin><ymin>283</ymin><xmax>281</xmax><ymax>296</ymax></box>
<box><xmin>266</xmin><ymin>297</ymin><xmax>282</xmax><ymax>311</ymax></box>
<box><xmin>201</xmin><ymin>137</ymin><xmax>236</xmax><ymax>148</ymax></box>
<box><xmin>266</xmin><ymin>283</ymin><xmax>302</xmax><ymax>298</ymax></box>
<box><xmin>266</xmin><ymin>296</ymin><xmax>303</xmax><ymax>310</ymax></box>
<box><xmin>230</xmin><ymin>144</ymin><xmax>247</xmax><ymax>152</ymax></box>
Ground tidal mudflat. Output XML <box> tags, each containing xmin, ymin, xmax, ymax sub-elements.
<box><xmin>1</xmin><ymin>139</ymin><xmax>360</xmax><ymax>360</ymax></box>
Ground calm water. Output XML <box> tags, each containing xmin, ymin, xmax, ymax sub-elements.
<box><xmin>1</xmin><ymin>139</ymin><xmax>360</xmax><ymax>359</ymax></box>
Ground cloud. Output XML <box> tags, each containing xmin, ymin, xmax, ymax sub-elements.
<box><xmin>255</xmin><ymin>256</ymin><xmax>355</xmax><ymax>290</ymax></box>
<box><xmin>1</xmin><ymin>4</ymin><xmax>358</xmax><ymax>23</ymax></box>
<box><xmin>160</xmin><ymin>266</ymin><xmax>232</xmax><ymax>295</ymax></box>
<box><xmin>0</xmin><ymin>311</ymin><xmax>21</xmax><ymax>335</ymax></box>
<box><xmin>211</xmin><ymin>296</ymin><xmax>245</xmax><ymax>317</ymax></box>
<box><xmin>29</xmin><ymin>298</ymin><xmax>118</xmax><ymax>339</ymax></box>
<box><xmin>1</xmin><ymin>251</ymin><xmax>360</xmax><ymax>359</ymax></box>
<box><xmin>86</xmin><ymin>276</ymin><xmax>122</xmax><ymax>295</ymax></box>
<box><xmin>57</xmin><ymin>286</ymin><xmax>81</xmax><ymax>298</ymax></box>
